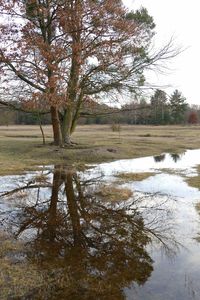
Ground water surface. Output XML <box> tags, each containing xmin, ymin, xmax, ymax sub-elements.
<box><xmin>1</xmin><ymin>149</ymin><xmax>200</xmax><ymax>299</ymax></box>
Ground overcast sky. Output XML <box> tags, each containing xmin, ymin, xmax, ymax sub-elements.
<box><xmin>123</xmin><ymin>0</ymin><xmax>200</xmax><ymax>105</ymax></box>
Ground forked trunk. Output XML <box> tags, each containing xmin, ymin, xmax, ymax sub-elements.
<box><xmin>50</xmin><ymin>106</ymin><xmax>62</xmax><ymax>146</ymax></box>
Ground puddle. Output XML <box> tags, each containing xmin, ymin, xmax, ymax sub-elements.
<box><xmin>1</xmin><ymin>149</ymin><xmax>200</xmax><ymax>299</ymax></box>
<box><xmin>88</xmin><ymin>149</ymin><xmax>200</xmax><ymax>177</ymax></box>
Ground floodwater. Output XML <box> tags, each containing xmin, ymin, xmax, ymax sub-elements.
<box><xmin>1</xmin><ymin>149</ymin><xmax>200</xmax><ymax>299</ymax></box>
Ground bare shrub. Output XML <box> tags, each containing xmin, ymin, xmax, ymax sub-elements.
<box><xmin>111</xmin><ymin>123</ymin><xmax>121</xmax><ymax>133</ymax></box>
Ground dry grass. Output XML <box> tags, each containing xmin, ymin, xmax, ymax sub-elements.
<box><xmin>186</xmin><ymin>165</ymin><xmax>200</xmax><ymax>189</ymax></box>
<box><xmin>35</xmin><ymin>173</ymin><xmax>49</xmax><ymax>183</ymax></box>
<box><xmin>195</xmin><ymin>202</ymin><xmax>200</xmax><ymax>213</ymax></box>
<box><xmin>115</xmin><ymin>172</ymin><xmax>154</xmax><ymax>182</ymax></box>
<box><xmin>0</xmin><ymin>124</ymin><xmax>200</xmax><ymax>175</ymax></box>
<box><xmin>186</xmin><ymin>176</ymin><xmax>200</xmax><ymax>189</ymax></box>
<box><xmin>0</xmin><ymin>232</ymin><xmax>44</xmax><ymax>299</ymax></box>
<box><xmin>97</xmin><ymin>185</ymin><xmax>133</xmax><ymax>202</ymax></box>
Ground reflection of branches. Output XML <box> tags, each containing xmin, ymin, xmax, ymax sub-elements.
<box><xmin>170</xmin><ymin>151</ymin><xmax>185</xmax><ymax>163</ymax></box>
<box><xmin>0</xmin><ymin>183</ymin><xmax>51</xmax><ymax>198</ymax></box>
<box><xmin>0</xmin><ymin>171</ymin><xmax>52</xmax><ymax>198</ymax></box>
<box><xmin>0</xmin><ymin>165</ymin><xmax>181</xmax><ymax>299</ymax></box>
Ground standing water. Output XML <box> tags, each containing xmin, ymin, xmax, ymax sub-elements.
<box><xmin>1</xmin><ymin>149</ymin><xmax>200</xmax><ymax>299</ymax></box>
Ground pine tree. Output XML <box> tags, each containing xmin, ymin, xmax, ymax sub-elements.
<box><xmin>169</xmin><ymin>90</ymin><xmax>188</xmax><ymax>124</ymax></box>
<box><xmin>150</xmin><ymin>89</ymin><xmax>168</xmax><ymax>124</ymax></box>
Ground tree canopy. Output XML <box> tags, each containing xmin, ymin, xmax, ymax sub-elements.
<box><xmin>0</xmin><ymin>0</ymin><xmax>178</xmax><ymax>145</ymax></box>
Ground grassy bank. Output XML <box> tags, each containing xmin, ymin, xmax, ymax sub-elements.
<box><xmin>0</xmin><ymin>124</ymin><xmax>200</xmax><ymax>175</ymax></box>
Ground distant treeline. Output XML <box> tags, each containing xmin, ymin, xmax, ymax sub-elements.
<box><xmin>0</xmin><ymin>107</ymin><xmax>51</xmax><ymax>125</ymax></box>
<box><xmin>0</xmin><ymin>89</ymin><xmax>199</xmax><ymax>126</ymax></box>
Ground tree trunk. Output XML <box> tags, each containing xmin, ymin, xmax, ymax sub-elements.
<box><xmin>50</xmin><ymin>106</ymin><xmax>62</xmax><ymax>146</ymax></box>
<box><xmin>37</xmin><ymin>112</ymin><xmax>46</xmax><ymax>145</ymax></box>
<box><xmin>65</xmin><ymin>172</ymin><xmax>82</xmax><ymax>246</ymax></box>
<box><xmin>61</xmin><ymin>107</ymin><xmax>73</xmax><ymax>145</ymax></box>
<box><xmin>47</xmin><ymin>167</ymin><xmax>61</xmax><ymax>244</ymax></box>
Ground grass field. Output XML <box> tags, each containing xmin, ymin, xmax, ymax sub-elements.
<box><xmin>0</xmin><ymin>124</ymin><xmax>200</xmax><ymax>175</ymax></box>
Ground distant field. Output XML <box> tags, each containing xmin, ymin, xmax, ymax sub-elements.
<box><xmin>0</xmin><ymin>124</ymin><xmax>200</xmax><ymax>175</ymax></box>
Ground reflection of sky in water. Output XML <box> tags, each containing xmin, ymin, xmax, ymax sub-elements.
<box><xmin>125</xmin><ymin>241</ymin><xmax>200</xmax><ymax>300</ymax></box>
<box><xmin>123</xmin><ymin>174</ymin><xmax>200</xmax><ymax>242</ymax></box>
<box><xmin>88</xmin><ymin>149</ymin><xmax>200</xmax><ymax>178</ymax></box>
<box><xmin>131</xmin><ymin>173</ymin><xmax>200</xmax><ymax>198</ymax></box>
<box><xmin>86</xmin><ymin>149</ymin><xmax>200</xmax><ymax>300</ymax></box>
<box><xmin>1</xmin><ymin>150</ymin><xmax>200</xmax><ymax>299</ymax></box>
<box><xmin>2</xmin><ymin>149</ymin><xmax>200</xmax><ymax>199</ymax></box>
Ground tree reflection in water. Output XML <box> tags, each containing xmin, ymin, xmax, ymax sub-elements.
<box><xmin>0</xmin><ymin>166</ymin><xmax>178</xmax><ymax>299</ymax></box>
<box><xmin>153</xmin><ymin>151</ymin><xmax>185</xmax><ymax>163</ymax></box>
<box><xmin>154</xmin><ymin>154</ymin><xmax>166</xmax><ymax>162</ymax></box>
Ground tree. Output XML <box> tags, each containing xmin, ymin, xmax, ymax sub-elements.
<box><xmin>188</xmin><ymin>111</ymin><xmax>198</xmax><ymax>124</ymax></box>
<box><xmin>0</xmin><ymin>105</ymin><xmax>16</xmax><ymax>125</ymax></box>
<box><xmin>169</xmin><ymin>90</ymin><xmax>188</xmax><ymax>124</ymax></box>
<box><xmin>150</xmin><ymin>89</ymin><xmax>168</xmax><ymax>124</ymax></box>
<box><xmin>0</xmin><ymin>0</ymin><xmax>178</xmax><ymax>146</ymax></box>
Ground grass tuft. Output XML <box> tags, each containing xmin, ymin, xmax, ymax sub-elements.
<box><xmin>97</xmin><ymin>185</ymin><xmax>133</xmax><ymax>202</ymax></box>
<box><xmin>115</xmin><ymin>172</ymin><xmax>154</xmax><ymax>182</ymax></box>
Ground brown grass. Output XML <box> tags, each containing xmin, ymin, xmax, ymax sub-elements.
<box><xmin>0</xmin><ymin>231</ymin><xmax>44</xmax><ymax>299</ymax></box>
<box><xmin>0</xmin><ymin>124</ymin><xmax>200</xmax><ymax>175</ymax></box>
<box><xmin>97</xmin><ymin>185</ymin><xmax>133</xmax><ymax>202</ymax></box>
<box><xmin>195</xmin><ymin>202</ymin><xmax>200</xmax><ymax>213</ymax></box>
<box><xmin>115</xmin><ymin>172</ymin><xmax>154</xmax><ymax>182</ymax></box>
<box><xmin>186</xmin><ymin>165</ymin><xmax>200</xmax><ymax>189</ymax></box>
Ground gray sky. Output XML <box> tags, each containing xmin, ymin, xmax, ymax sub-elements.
<box><xmin>123</xmin><ymin>0</ymin><xmax>200</xmax><ymax>105</ymax></box>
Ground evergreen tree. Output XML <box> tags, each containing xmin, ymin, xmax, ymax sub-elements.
<box><xmin>169</xmin><ymin>90</ymin><xmax>188</xmax><ymax>124</ymax></box>
<box><xmin>150</xmin><ymin>89</ymin><xmax>168</xmax><ymax>124</ymax></box>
